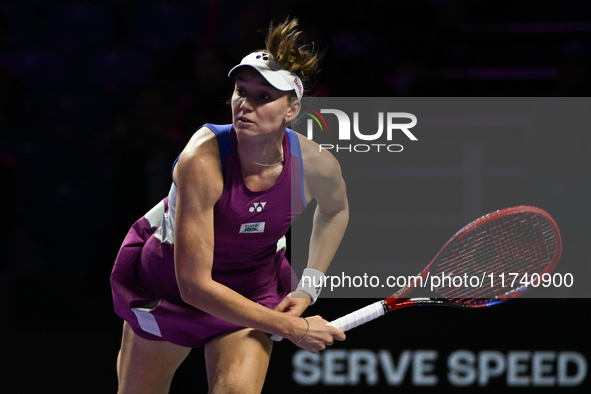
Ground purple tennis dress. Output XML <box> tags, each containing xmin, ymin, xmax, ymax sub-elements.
<box><xmin>110</xmin><ymin>124</ymin><xmax>307</xmax><ymax>347</ymax></box>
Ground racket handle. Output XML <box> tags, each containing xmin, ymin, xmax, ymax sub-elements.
<box><xmin>270</xmin><ymin>301</ymin><xmax>386</xmax><ymax>342</ymax></box>
<box><xmin>327</xmin><ymin>301</ymin><xmax>386</xmax><ymax>332</ymax></box>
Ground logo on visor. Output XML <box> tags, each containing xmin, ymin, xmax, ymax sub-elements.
<box><xmin>294</xmin><ymin>78</ymin><xmax>303</xmax><ymax>97</ymax></box>
<box><xmin>256</xmin><ymin>53</ymin><xmax>270</xmax><ymax>61</ymax></box>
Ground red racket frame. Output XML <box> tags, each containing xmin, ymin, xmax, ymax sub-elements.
<box><xmin>383</xmin><ymin>206</ymin><xmax>562</xmax><ymax>312</ymax></box>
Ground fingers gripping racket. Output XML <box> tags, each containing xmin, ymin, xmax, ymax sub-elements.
<box><xmin>274</xmin><ymin>206</ymin><xmax>562</xmax><ymax>340</ymax></box>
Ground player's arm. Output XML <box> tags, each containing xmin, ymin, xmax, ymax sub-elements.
<box><xmin>276</xmin><ymin>134</ymin><xmax>349</xmax><ymax>312</ymax></box>
<box><xmin>173</xmin><ymin>128</ymin><xmax>343</xmax><ymax>351</ymax></box>
<box><xmin>302</xmin><ymin>136</ymin><xmax>349</xmax><ymax>277</ymax></box>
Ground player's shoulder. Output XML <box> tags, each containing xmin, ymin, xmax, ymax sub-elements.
<box><xmin>182</xmin><ymin>126</ymin><xmax>220</xmax><ymax>161</ymax></box>
<box><xmin>295</xmin><ymin>131</ymin><xmax>342</xmax><ymax>180</ymax></box>
<box><xmin>175</xmin><ymin>126</ymin><xmax>222</xmax><ymax>181</ymax></box>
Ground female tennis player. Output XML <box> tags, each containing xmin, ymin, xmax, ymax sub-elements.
<box><xmin>111</xmin><ymin>18</ymin><xmax>348</xmax><ymax>393</ymax></box>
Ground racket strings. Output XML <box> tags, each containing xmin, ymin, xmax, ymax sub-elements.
<box><xmin>464</xmin><ymin>214</ymin><xmax>556</xmax><ymax>296</ymax></box>
<box><xmin>434</xmin><ymin>212</ymin><xmax>558</xmax><ymax>304</ymax></box>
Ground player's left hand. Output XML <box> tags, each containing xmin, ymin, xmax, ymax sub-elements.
<box><xmin>274</xmin><ymin>291</ymin><xmax>312</xmax><ymax>317</ymax></box>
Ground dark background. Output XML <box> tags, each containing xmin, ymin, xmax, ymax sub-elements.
<box><xmin>1</xmin><ymin>0</ymin><xmax>590</xmax><ymax>392</ymax></box>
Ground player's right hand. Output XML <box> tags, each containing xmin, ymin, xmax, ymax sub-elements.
<box><xmin>293</xmin><ymin>315</ymin><xmax>346</xmax><ymax>354</ymax></box>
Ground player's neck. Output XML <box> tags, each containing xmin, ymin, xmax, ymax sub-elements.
<box><xmin>236</xmin><ymin>133</ymin><xmax>284</xmax><ymax>174</ymax></box>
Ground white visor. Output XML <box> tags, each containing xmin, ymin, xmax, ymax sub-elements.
<box><xmin>228</xmin><ymin>52</ymin><xmax>304</xmax><ymax>100</ymax></box>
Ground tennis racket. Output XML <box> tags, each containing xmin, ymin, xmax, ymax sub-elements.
<box><xmin>274</xmin><ymin>205</ymin><xmax>562</xmax><ymax>340</ymax></box>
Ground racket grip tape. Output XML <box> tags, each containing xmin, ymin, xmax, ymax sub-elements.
<box><xmin>327</xmin><ymin>301</ymin><xmax>386</xmax><ymax>332</ymax></box>
<box><xmin>271</xmin><ymin>301</ymin><xmax>386</xmax><ymax>342</ymax></box>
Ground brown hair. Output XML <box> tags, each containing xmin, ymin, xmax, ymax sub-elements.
<box><xmin>264</xmin><ymin>17</ymin><xmax>321</xmax><ymax>87</ymax></box>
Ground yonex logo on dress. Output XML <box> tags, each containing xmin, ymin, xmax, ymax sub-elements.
<box><xmin>249</xmin><ymin>202</ymin><xmax>267</xmax><ymax>213</ymax></box>
<box><xmin>239</xmin><ymin>222</ymin><xmax>266</xmax><ymax>233</ymax></box>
